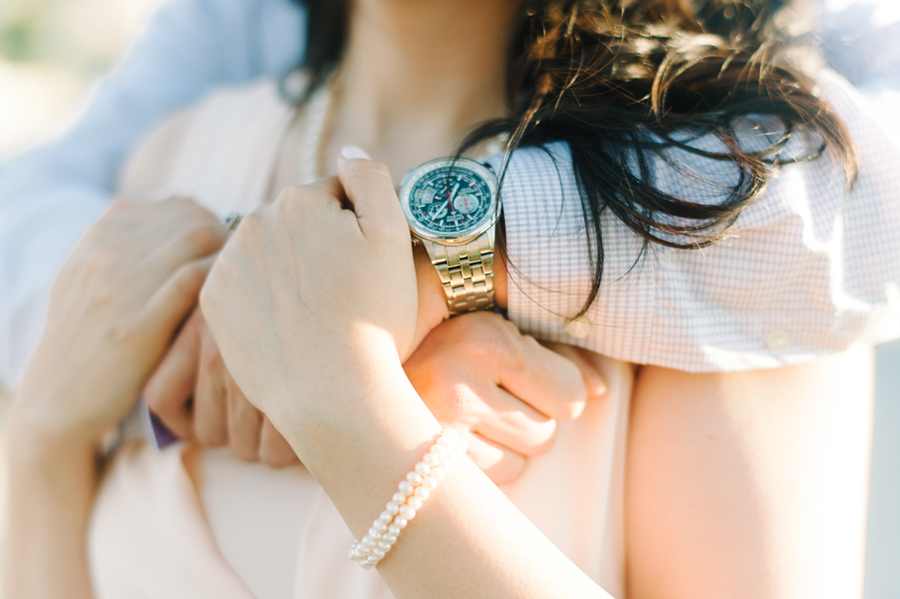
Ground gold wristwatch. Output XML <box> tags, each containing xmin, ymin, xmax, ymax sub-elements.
<box><xmin>398</xmin><ymin>157</ymin><xmax>500</xmax><ymax>316</ymax></box>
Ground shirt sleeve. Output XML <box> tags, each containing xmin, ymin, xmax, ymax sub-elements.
<box><xmin>486</xmin><ymin>69</ymin><xmax>900</xmax><ymax>372</ymax></box>
<box><xmin>0</xmin><ymin>0</ymin><xmax>306</xmax><ymax>385</ymax></box>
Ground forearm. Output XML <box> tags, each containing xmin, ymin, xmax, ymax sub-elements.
<box><xmin>4</xmin><ymin>432</ymin><xmax>99</xmax><ymax>599</ymax></box>
<box><xmin>280</xmin><ymin>358</ymin><xmax>606</xmax><ymax>599</ymax></box>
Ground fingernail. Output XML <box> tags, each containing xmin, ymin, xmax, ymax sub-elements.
<box><xmin>340</xmin><ymin>145</ymin><xmax>371</xmax><ymax>160</ymax></box>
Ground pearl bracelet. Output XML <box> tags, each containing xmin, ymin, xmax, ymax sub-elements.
<box><xmin>349</xmin><ymin>428</ymin><xmax>468</xmax><ymax>569</ymax></box>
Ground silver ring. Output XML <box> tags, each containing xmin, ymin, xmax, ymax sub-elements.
<box><xmin>224</xmin><ymin>212</ymin><xmax>243</xmax><ymax>231</ymax></box>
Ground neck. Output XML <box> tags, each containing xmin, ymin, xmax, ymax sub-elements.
<box><xmin>329</xmin><ymin>0</ymin><xmax>517</xmax><ymax>175</ymax></box>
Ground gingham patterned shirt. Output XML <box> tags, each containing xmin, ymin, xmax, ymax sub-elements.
<box><xmin>485</xmin><ymin>69</ymin><xmax>900</xmax><ymax>372</ymax></box>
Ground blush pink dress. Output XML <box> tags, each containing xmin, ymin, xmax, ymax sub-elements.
<box><xmin>88</xmin><ymin>82</ymin><xmax>634</xmax><ymax>599</ymax></box>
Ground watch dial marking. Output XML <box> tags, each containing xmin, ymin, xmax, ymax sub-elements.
<box><xmin>407</xmin><ymin>166</ymin><xmax>492</xmax><ymax>235</ymax></box>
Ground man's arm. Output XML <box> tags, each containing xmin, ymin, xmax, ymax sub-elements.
<box><xmin>0</xmin><ymin>0</ymin><xmax>305</xmax><ymax>385</ymax></box>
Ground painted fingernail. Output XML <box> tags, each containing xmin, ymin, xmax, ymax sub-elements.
<box><xmin>340</xmin><ymin>145</ymin><xmax>371</xmax><ymax>160</ymax></box>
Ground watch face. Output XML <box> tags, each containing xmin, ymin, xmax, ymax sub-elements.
<box><xmin>399</xmin><ymin>157</ymin><xmax>498</xmax><ymax>243</ymax></box>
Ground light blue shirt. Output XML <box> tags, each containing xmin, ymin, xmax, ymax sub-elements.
<box><xmin>1</xmin><ymin>0</ymin><xmax>897</xmax><ymax>384</ymax></box>
<box><xmin>0</xmin><ymin>0</ymin><xmax>305</xmax><ymax>382</ymax></box>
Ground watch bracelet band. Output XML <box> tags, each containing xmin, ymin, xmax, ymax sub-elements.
<box><xmin>425</xmin><ymin>229</ymin><xmax>495</xmax><ymax>316</ymax></box>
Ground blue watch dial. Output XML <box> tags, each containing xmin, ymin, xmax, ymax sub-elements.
<box><xmin>406</xmin><ymin>164</ymin><xmax>493</xmax><ymax>235</ymax></box>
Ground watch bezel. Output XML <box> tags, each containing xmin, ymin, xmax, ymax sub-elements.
<box><xmin>398</xmin><ymin>157</ymin><xmax>500</xmax><ymax>246</ymax></box>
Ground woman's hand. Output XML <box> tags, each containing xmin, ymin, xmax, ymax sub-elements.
<box><xmin>200</xmin><ymin>152</ymin><xmax>607</xmax><ymax>599</ymax></box>
<box><xmin>11</xmin><ymin>197</ymin><xmax>227</xmax><ymax>454</ymax></box>
<box><xmin>4</xmin><ymin>197</ymin><xmax>227</xmax><ymax>599</ymax></box>
<box><xmin>143</xmin><ymin>307</ymin><xmax>299</xmax><ymax>467</ymax></box>
<box><xmin>200</xmin><ymin>149</ymin><xmax>418</xmax><ymax>443</ymax></box>
<box><xmin>406</xmin><ymin>312</ymin><xmax>606</xmax><ymax>484</ymax></box>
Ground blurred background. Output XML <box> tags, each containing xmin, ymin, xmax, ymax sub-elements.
<box><xmin>0</xmin><ymin>0</ymin><xmax>163</xmax><ymax>159</ymax></box>
<box><xmin>0</xmin><ymin>0</ymin><xmax>897</xmax><ymax>597</ymax></box>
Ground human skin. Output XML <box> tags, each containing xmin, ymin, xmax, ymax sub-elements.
<box><xmin>3</xmin><ymin>0</ymin><xmax>873</xmax><ymax>595</ymax></box>
<box><xmin>143</xmin><ymin>249</ymin><xmax>602</xmax><ymax>483</ymax></box>
<box><xmin>200</xmin><ymin>153</ymin><xmax>872</xmax><ymax>598</ymax></box>
<box><xmin>142</xmin><ymin>0</ymin><xmax>572</xmax><ymax>477</ymax></box>
<box><xmin>3</xmin><ymin>197</ymin><xmax>227</xmax><ymax>599</ymax></box>
<box><xmin>1</xmin><ymin>158</ymin><xmax>871</xmax><ymax>599</ymax></box>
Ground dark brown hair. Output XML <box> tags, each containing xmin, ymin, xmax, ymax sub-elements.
<box><xmin>296</xmin><ymin>0</ymin><xmax>857</xmax><ymax>315</ymax></box>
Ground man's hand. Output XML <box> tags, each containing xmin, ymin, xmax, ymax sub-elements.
<box><xmin>405</xmin><ymin>312</ymin><xmax>607</xmax><ymax>485</ymax></box>
<box><xmin>144</xmin><ymin>307</ymin><xmax>298</xmax><ymax>467</ymax></box>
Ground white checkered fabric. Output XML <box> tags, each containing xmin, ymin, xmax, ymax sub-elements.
<box><xmin>485</xmin><ymin>69</ymin><xmax>900</xmax><ymax>372</ymax></box>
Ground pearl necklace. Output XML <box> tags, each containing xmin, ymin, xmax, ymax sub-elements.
<box><xmin>295</xmin><ymin>72</ymin><xmax>510</xmax><ymax>184</ymax></box>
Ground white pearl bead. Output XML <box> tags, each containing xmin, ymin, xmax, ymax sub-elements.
<box><xmin>414</xmin><ymin>486</ymin><xmax>430</xmax><ymax>500</ymax></box>
<box><xmin>398</xmin><ymin>481</ymin><xmax>415</xmax><ymax>496</ymax></box>
<box><xmin>436</xmin><ymin>436</ymin><xmax>450</xmax><ymax>447</ymax></box>
<box><xmin>441</xmin><ymin>457</ymin><xmax>454</xmax><ymax>470</ymax></box>
<box><xmin>385</xmin><ymin>501</ymin><xmax>399</xmax><ymax>515</ymax></box>
<box><xmin>442</xmin><ymin>428</ymin><xmax>460</xmax><ymax>442</ymax></box>
<box><xmin>421</xmin><ymin>476</ymin><xmax>438</xmax><ymax>490</ymax></box>
<box><xmin>430</xmin><ymin>466</ymin><xmax>446</xmax><ymax>481</ymax></box>
<box><xmin>388</xmin><ymin>524</ymin><xmax>403</xmax><ymax>536</ymax></box>
<box><xmin>373</xmin><ymin>520</ymin><xmax>388</xmax><ymax>533</ymax></box>
<box><xmin>393</xmin><ymin>517</ymin><xmax>408</xmax><ymax>529</ymax></box>
<box><xmin>399</xmin><ymin>505</ymin><xmax>416</xmax><ymax>520</ymax></box>
<box><xmin>361</xmin><ymin>536</ymin><xmax>376</xmax><ymax>548</ymax></box>
<box><xmin>432</xmin><ymin>445</ymin><xmax>449</xmax><ymax>458</ymax></box>
<box><xmin>415</xmin><ymin>462</ymin><xmax>432</xmax><ymax>476</ymax></box>
<box><xmin>407</xmin><ymin>496</ymin><xmax>423</xmax><ymax>511</ymax></box>
<box><xmin>361</xmin><ymin>561</ymin><xmax>375</xmax><ymax>570</ymax></box>
<box><xmin>406</xmin><ymin>472</ymin><xmax>423</xmax><ymax>485</ymax></box>
<box><xmin>356</xmin><ymin>543</ymin><xmax>372</xmax><ymax>555</ymax></box>
<box><xmin>377</xmin><ymin>542</ymin><xmax>391</xmax><ymax>552</ymax></box>
<box><xmin>392</xmin><ymin>492</ymin><xmax>407</xmax><ymax>505</ymax></box>
<box><xmin>368</xmin><ymin>527</ymin><xmax>382</xmax><ymax>539</ymax></box>
<box><xmin>382</xmin><ymin>534</ymin><xmax>398</xmax><ymax>544</ymax></box>
<box><xmin>423</xmin><ymin>453</ymin><xmax>440</xmax><ymax>467</ymax></box>
<box><xmin>378</xmin><ymin>511</ymin><xmax>394</xmax><ymax>524</ymax></box>
<box><xmin>371</xmin><ymin>549</ymin><xmax>385</xmax><ymax>559</ymax></box>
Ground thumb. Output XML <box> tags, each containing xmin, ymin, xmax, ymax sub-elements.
<box><xmin>336</xmin><ymin>146</ymin><xmax>407</xmax><ymax>237</ymax></box>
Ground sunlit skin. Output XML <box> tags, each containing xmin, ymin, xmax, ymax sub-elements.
<box><xmin>2</xmin><ymin>1</ymin><xmax>875</xmax><ymax>598</ymax></box>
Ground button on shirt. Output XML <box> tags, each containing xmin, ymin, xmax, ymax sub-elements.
<box><xmin>1</xmin><ymin>0</ymin><xmax>899</xmax><ymax>382</ymax></box>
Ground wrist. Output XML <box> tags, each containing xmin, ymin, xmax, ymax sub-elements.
<box><xmin>410</xmin><ymin>232</ymin><xmax>508</xmax><ymax>356</ymax></box>
<box><xmin>280</xmin><ymin>355</ymin><xmax>438</xmax><ymax>461</ymax></box>
<box><xmin>415</xmin><ymin>239</ymin><xmax>508</xmax><ymax>314</ymax></box>
<box><xmin>7</xmin><ymin>398</ymin><xmax>99</xmax><ymax>473</ymax></box>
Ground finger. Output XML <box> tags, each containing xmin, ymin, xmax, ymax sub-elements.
<box><xmin>462</xmin><ymin>430</ymin><xmax>527</xmax><ymax>486</ymax></box>
<box><xmin>274</xmin><ymin>179</ymin><xmax>345</xmax><ymax>215</ymax></box>
<box><xmin>259</xmin><ymin>417</ymin><xmax>300</xmax><ymax>468</ymax></box>
<box><xmin>193</xmin><ymin>329</ymin><xmax>229</xmax><ymax>448</ymax></box>
<box><xmin>494</xmin><ymin>325</ymin><xmax>588</xmax><ymax>421</ymax></box>
<box><xmin>141</xmin><ymin>213</ymin><xmax>226</xmax><ymax>282</ymax></box>
<box><xmin>143</xmin><ymin>255</ymin><xmax>216</xmax><ymax>339</ymax></box>
<box><xmin>225</xmin><ymin>377</ymin><xmax>263</xmax><ymax>462</ymax></box>
<box><xmin>336</xmin><ymin>146</ymin><xmax>407</xmax><ymax>236</ymax></box>
<box><xmin>143</xmin><ymin>308</ymin><xmax>203</xmax><ymax>440</ymax></box>
<box><xmin>470</xmin><ymin>387</ymin><xmax>559</xmax><ymax>457</ymax></box>
<box><xmin>542</xmin><ymin>342</ymin><xmax>608</xmax><ymax>399</ymax></box>
<box><xmin>106</xmin><ymin>197</ymin><xmax>221</xmax><ymax>257</ymax></box>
